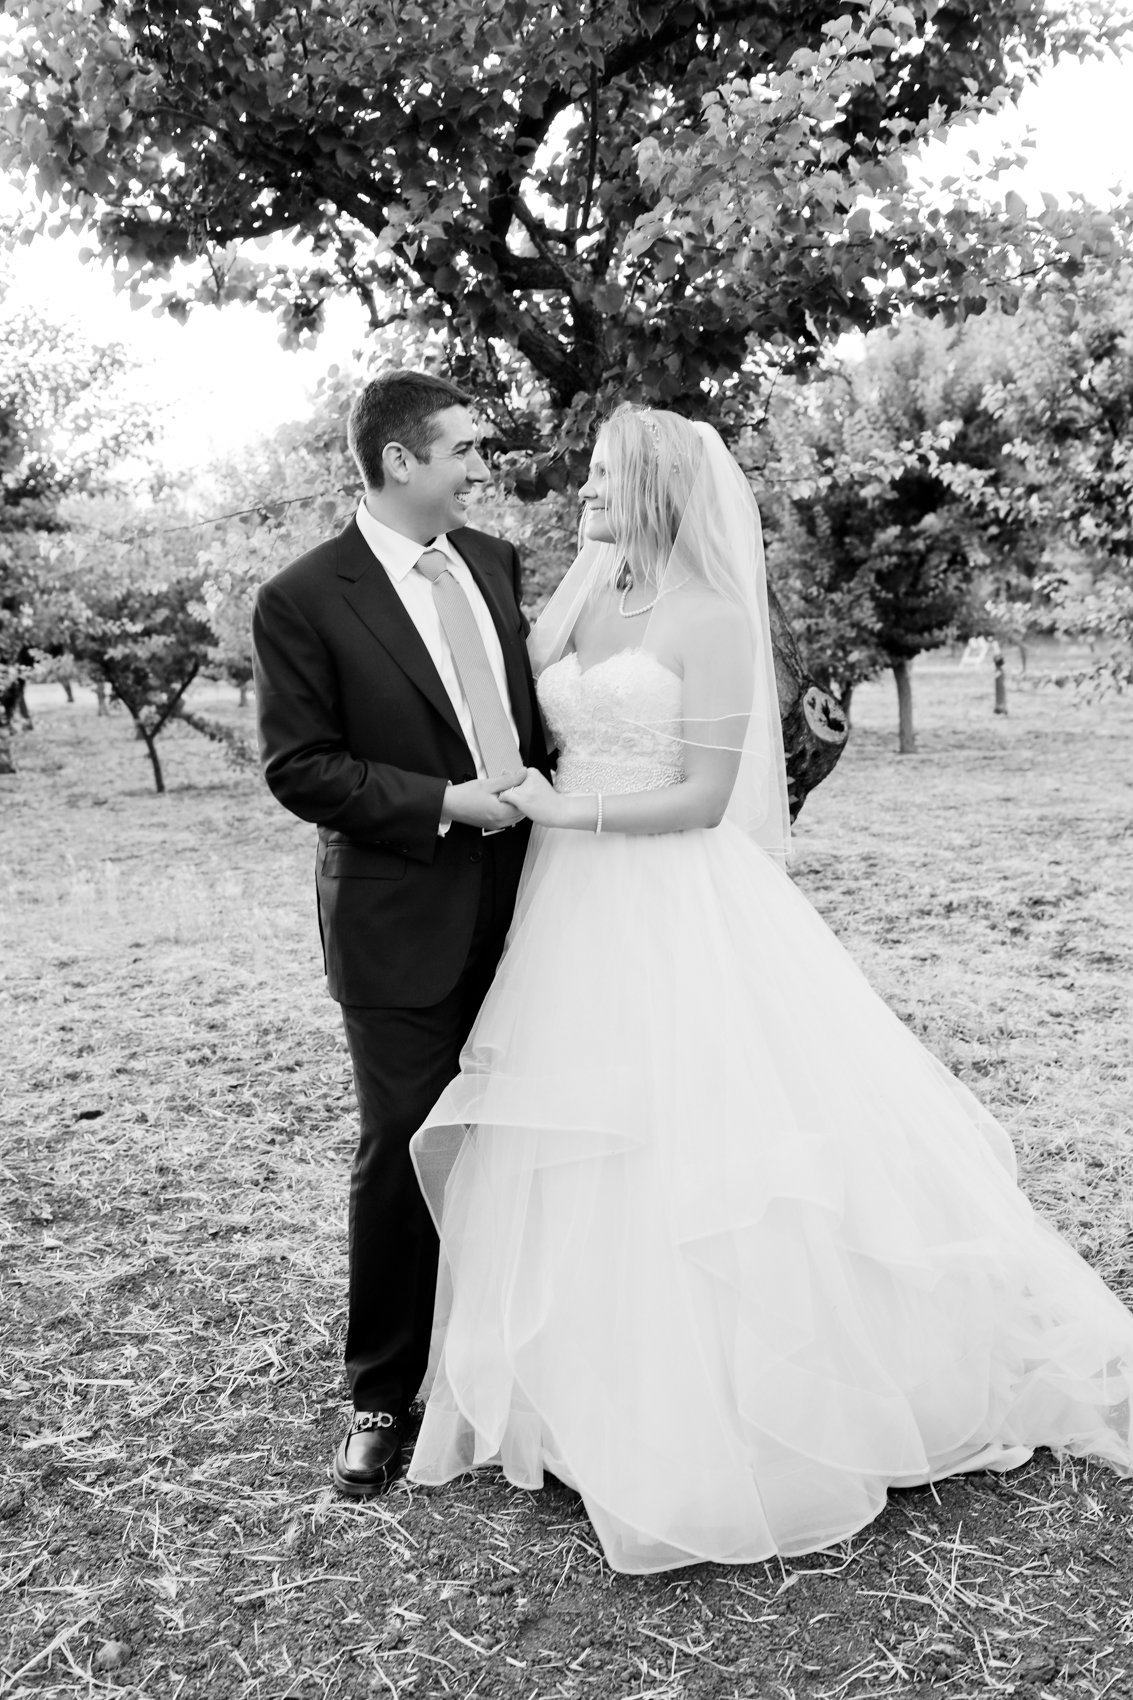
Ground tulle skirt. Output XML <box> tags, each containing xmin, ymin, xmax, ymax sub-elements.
<box><xmin>408</xmin><ymin>819</ymin><xmax>1133</xmax><ymax>1573</ymax></box>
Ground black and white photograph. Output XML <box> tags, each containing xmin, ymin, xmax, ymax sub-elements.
<box><xmin>2</xmin><ymin>2</ymin><xmax>1133</xmax><ymax>1696</ymax></box>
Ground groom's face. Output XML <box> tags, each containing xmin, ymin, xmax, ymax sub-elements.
<box><xmin>405</xmin><ymin>405</ymin><xmax>489</xmax><ymax>536</ymax></box>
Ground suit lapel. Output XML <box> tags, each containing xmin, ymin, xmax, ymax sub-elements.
<box><xmin>449</xmin><ymin>531</ymin><xmax>534</xmax><ymax>754</ymax></box>
<box><xmin>335</xmin><ymin>520</ymin><xmax>467</xmax><ymax>747</ymax></box>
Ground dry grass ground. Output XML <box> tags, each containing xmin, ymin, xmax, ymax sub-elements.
<box><xmin>2</xmin><ymin>659</ymin><xmax>1132</xmax><ymax>1700</ymax></box>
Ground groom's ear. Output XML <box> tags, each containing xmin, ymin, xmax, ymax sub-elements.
<box><xmin>382</xmin><ymin>441</ymin><xmax>413</xmax><ymax>485</ymax></box>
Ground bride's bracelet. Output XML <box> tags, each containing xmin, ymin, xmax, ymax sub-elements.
<box><xmin>594</xmin><ymin>794</ymin><xmax>604</xmax><ymax>836</ymax></box>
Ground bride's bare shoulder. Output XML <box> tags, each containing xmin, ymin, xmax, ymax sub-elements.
<box><xmin>665</xmin><ymin>583</ymin><xmax>752</xmax><ymax>655</ymax></box>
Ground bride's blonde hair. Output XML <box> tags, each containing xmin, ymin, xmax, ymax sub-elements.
<box><xmin>598</xmin><ymin>405</ymin><xmax>751</xmax><ymax>612</ymax></box>
<box><xmin>597</xmin><ymin>405</ymin><xmax>702</xmax><ymax>588</ymax></box>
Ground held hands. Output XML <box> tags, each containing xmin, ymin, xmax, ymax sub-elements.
<box><xmin>442</xmin><ymin>768</ymin><xmax>567</xmax><ymax>831</ymax></box>
<box><xmin>498</xmin><ymin>767</ymin><xmax>566</xmax><ymax>826</ymax></box>
<box><xmin>442</xmin><ymin>773</ymin><xmax>527</xmax><ymax>831</ymax></box>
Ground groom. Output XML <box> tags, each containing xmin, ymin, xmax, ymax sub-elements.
<box><xmin>252</xmin><ymin>371</ymin><xmax>546</xmax><ymax>1495</ymax></box>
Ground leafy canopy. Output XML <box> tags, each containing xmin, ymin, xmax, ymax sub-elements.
<box><xmin>3</xmin><ymin>0</ymin><xmax>1131</xmax><ymax>465</ymax></box>
<box><xmin>761</xmin><ymin>313</ymin><xmax>1042</xmax><ymax>700</ymax></box>
<box><xmin>979</xmin><ymin>271</ymin><xmax>1133</xmax><ymax>563</ymax></box>
<box><xmin>0</xmin><ymin>269</ymin><xmax>153</xmax><ymax>697</ymax></box>
<box><xmin>0</xmin><ymin>276</ymin><xmax>151</xmax><ymax>518</ymax></box>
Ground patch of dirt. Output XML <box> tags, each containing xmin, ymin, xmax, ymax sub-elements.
<box><xmin>2</xmin><ymin>668</ymin><xmax>1132</xmax><ymax>1699</ymax></box>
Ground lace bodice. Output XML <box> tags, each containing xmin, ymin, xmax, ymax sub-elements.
<box><xmin>537</xmin><ymin>649</ymin><xmax>685</xmax><ymax>795</ymax></box>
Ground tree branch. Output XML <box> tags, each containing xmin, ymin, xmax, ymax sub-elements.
<box><xmin>578</xmin><ymin>61</ymin><xmax>600</xmax><ymax>238</ymax></box>
<box><xmin>488</xmin><ymin>1</ymin><xmax>754</xmax><ymax>248</ymax></box>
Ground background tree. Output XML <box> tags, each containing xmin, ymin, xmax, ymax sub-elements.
<box><xmin>971</xmin><ymin>264</ymin><xmax>1133</xmax><ymax>697</ymax></box>
<box><xmin>762</xmin><ymin>315</ymin><xmax>1046</xmax><ymax>750</ymax></box>
<box><xmin>0</xmin><ymin>271</ymin><xmax>152</xmax><ymax>771</ymax></box>
<box><xmin>1027</xmin><ymin>574</ymin><xmax>1133</xmax><ymax>699</ymax></box>
<box><xmin>48</xmin><ymin>501</ymin><xmax>215</xmax><ymax>793</ymax></box>
<box><xmin>10</xmin><ymin>0</ymin><xmax>1133</xmax><ymax>804</ymax></box>
<box><xmin>979</xmin><ymin>596</ymin><xmax>1042</xmax><ymax>674</ymax></box>
<box><xmin>3</xmin><ymin>0</ymin><xmax>1129</xmax><ymax>469</ymax></box>
<box><xmin>762</xmin><ymin>496</ymin><xmax>886</xmax><ymax>729</ymax></box>
<box><xmin>982</xmin><ymin>267</ymin><xmax>1133</xmax><ymax>563</ymax></box>
<box><xmin>69</xmin><ymin>576</ymin><xmax>214</xmax><ymax>794</ymax></box>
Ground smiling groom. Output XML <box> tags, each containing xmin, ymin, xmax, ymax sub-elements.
<box><xmin>252</xmin><ymin>371</ymin><xmax>547</xmax><ymax>1495</ymax></box>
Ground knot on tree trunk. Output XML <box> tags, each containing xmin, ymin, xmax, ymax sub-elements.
<box><xmin>768</xmin><ymin>585</ymin><xmax>850</xmax><ymax>820</ymax></box>
<box><xmin>781</xmin><ymin>686</ymin><xmax>850</xmax><ymax>822</ymax></box>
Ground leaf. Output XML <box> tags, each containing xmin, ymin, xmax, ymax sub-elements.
<box><xmin>591</xmin><ymin>281</ymin><xmax>625</xmax><ymax>313</ymax></box>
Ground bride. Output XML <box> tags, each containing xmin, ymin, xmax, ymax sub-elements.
<box><xmin>406</xmin><ymin>405</ymin><xmax>1133</xmax><ymax>1574</ymax></box>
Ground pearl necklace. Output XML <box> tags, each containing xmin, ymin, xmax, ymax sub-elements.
<box><xmin>618</xmin><ymin>581</ymin><xmax>659</xmax><ymax>618</ymax></box>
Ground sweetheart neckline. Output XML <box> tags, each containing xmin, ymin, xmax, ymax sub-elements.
<box><xmin>555</xmin><ymin>648</ymin><xmax>682</xmax><ymax>687</ymax></box>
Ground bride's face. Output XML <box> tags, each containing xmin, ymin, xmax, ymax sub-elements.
<box><xmin>579</xmin><ymin>449</ymin><xmax>617</xmax><ymax>544</ymax></box>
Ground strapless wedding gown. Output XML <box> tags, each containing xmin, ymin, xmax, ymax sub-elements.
<box><xmin>407</xmin><ymin>649</ymin><xmax>1133</xmax><ymax>1573</ymax></box>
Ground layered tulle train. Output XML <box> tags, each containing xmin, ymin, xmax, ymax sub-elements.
<box><xmin>408</xmin><ymin>820</ymin><xmax>1133</xmax><ymax>1573</ymax></box>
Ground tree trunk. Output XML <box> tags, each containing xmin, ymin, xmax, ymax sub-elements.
<box><xmin>993</xmin><ymin>652</ymin><xmax>1008</xmax><ymax>715</ymax></box>
<box><xmin>62</xmin><ymin>679</ymin><xmax>75</xmax><ymax>704</ymax></box>
<box><xmin>95</xmin><ymin>680</ymin><xmax>110</xmax><ymax>716</ymax></box>
<box><xmin>839</xmin><ymin>684</ymin><xmax>853</xmax><ymax>728</ymax></box>
<box><xmin>237</xmin><ymin>681</ymin><xmax>249</xmax><ymax>708</ymax></box>
<box><xmin>893</xmin><ymin>659</ymin><xmax>915</xmax><ymax>754</ymax></box>
<box><xmin>140</xmin><ymin>728</ymin><xmax>165</xmax><ymax>793</ymax></box>
<box><xmin>766</xmin><ymin>585</ymin><xmax>850</xmax><ymax>819</ymax></box>
<box><xmin>0</xmin><ymin>724</ymin><xmax>14</xmax><ymax>775</ymax></box>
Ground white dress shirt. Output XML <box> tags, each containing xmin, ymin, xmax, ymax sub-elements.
<box><xmin>355</xmin><ymin>501</ymin><xmax>520</xmax><ymax>782</ymax></box>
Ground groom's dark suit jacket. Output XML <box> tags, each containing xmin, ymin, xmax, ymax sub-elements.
<box><xmin>252</xmin><ymin>518</ymin><xmax>547</xmax><ymax>1009</ymax></box>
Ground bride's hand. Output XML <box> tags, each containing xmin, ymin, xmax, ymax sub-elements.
<box><xmin>498</xmin><ymin>768</ymin><xmax>565</xmax><ymax>826</ymax></box>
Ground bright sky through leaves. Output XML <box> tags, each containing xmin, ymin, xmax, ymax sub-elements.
<box><xmin>3</xmin><ymin>51</ymin><xmax>1131</xmax><ymax>472</ymax></box>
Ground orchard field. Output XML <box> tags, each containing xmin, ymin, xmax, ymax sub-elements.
<box><xmin>2</xmin><ymin>659</ymin><xmax>1132</xmax><ymax>1700</ymax></box>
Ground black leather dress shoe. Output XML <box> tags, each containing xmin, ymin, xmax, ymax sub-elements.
<box><xmin>333</xmin><ymin>1411</ymin><xmax>404</xmax><ymax>1497</ymax></box>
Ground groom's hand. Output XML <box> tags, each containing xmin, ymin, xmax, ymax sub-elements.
<box><xmin>441</xmin><ymin>773</ymin><xmax>527</xmax><ymax>831</ymax></box>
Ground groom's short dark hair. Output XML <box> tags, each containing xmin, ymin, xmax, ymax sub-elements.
<box><xmin>348</xmin><ymin>371</ymin><xmax>474</xmax><ymax>490</ymax></box>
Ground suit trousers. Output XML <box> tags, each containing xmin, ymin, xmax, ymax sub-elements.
<box><xmin>339</xmin><ymin>829</ymin><xmax>521</xmax><ymax>1415</ymax></box>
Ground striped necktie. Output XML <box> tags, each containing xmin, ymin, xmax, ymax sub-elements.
<box><xmin>414</xmin><ymin>549</ymin><xmax>523</xmax><ymax>778</ymax></box>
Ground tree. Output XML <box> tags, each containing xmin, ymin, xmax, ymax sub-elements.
<box><xmin>68</xmin><ymin>576</ymin><xmax>214</xmax><ymax>794</ymax></box>
<box><xmin>979</xmin><ymin>596</ymin><xmax>1041</xmax><ymax>674</ymax></box>
<box><xmin>0</xmin><ymin>295</ymin><xmax>151</xmax><ymax>507</ymax></box>
<box><xmin>12</xmin><ymin>4</ymin><xmax>1130</xmax><ymax>802</ymax></box>
<box><xmin>981</xmin><ymin>268</ymin><xmax>1133</xmax><ymax>564</ymax></box>
<box><xmin>3</xmin><ymin>0</ymin><xmax>1129</xmax><ymax>467</ymax></box>
<box><xmin>1026</xmin><ymin>574</ymin><xmax>1133</xmax><ymax>699</ymax></box>
<box><xmin>46</xmin><ymin>500</ymin><xmax>215</xmax><ymax>792</ymax></box>
<box><xmin>762</xmin><ymin>495</ymin><xmax>887</xmax><ymax>727</ymax></box>
<box><xmin>0</xmin><ymin>272</ymin><xmax>152</xmax><ymax>770</ymax></box>
<box><xmin>762</xmin><ymin>315</ymin><xmax>1042</xmax><ymax>750</ymax></box>
<box><xmin>959</xmin><ymin>266</ymin><xmax>1133</xmax><ymax>700</ymax></box>
<box><xmin>0</xmin><ymin>537</ymin><xmax>41</xmax><ymax>765</ymax></box>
